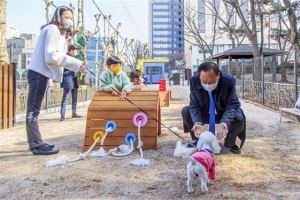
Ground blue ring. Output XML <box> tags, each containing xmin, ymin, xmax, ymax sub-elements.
<box><xmin>105</xmin><ymin>121</ymin><xmax>117</xmax><ymax>132</ymax></box>
<box><xmin>125</xmin><ymin>133</ymin><xmax>136</xmax><ymax>145</ymax></box>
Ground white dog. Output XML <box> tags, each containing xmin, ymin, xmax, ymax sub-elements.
<box><xmin>174</xmin><ymin>131</ymin><xmax>221</xmax><ymax>193</ymax></box>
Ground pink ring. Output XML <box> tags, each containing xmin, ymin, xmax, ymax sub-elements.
<box><xmin>133</xmin><ymin>112</ymin><xmax>147</xmax><ymax>127</ymax></box>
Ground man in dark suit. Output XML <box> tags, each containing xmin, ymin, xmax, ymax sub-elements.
<box><xmin>59</xmin><ymin>44</ymin><xmax>81</xmax><ymax>121</ymax></box>
<box><xmin>181</xmin><ymin>62</ymin><xmax>246</xmax><ymax>154</ymax></box>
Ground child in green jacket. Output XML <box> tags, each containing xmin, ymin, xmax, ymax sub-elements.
<box><xmin>99</xmin><ymin>55</ymin><xmax>132</xmax><ymax>100</ymax></box>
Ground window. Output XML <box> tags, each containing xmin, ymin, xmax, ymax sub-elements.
<box><xmin>146</xmin><ymin>66</ymin><xmax>162</xmax><ymax>74</ymax></box>
<box><xmin>198</xmin><ymin>0</ymin><xmax>205</xmax><ymax>32</ymax></box>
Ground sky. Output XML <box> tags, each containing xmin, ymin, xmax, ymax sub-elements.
<box><xmin>6</xmin><ymin>0</ymin><xmax>149</xmax><ymax>43</ymax></box>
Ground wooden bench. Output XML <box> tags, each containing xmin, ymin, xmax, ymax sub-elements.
<box><xmin>83</xmin><ymin>90</ymin><xmax>161</xmax><ymax>151</ymax></box>
<box><xmin>279</xmin><ymin>108</ymin><xmax>300</xmax><ymax>122</ymax></box>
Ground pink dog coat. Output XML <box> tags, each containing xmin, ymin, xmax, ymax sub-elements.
<box><xmin>189</xmin><ymin>151</ymin><xmax>215</xmax><ymax>180</ymax></box>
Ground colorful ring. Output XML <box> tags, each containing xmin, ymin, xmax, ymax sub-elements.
<box><xmin>93</xmin><ymin>131</ymin><xmax>104</xmax><ymax>143</ymax></box>
<box><xmin>133</xmin><ymin>112</ymin><xmax>147</xmax><ymax>127</ymax></box>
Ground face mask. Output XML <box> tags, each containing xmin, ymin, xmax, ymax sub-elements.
<box><xmin>202</xmin><ymin>80</ymin><xmax>218</xmax><ymax>92</ymax></box>
<box><xmin>111</xmin><ymin>66</ymin><xmax>121</xmax><ymax>74</ymax></box>
<box><xmin>63</xmin><ymin>18</ymin><xmax>73</xmax><ymax>29</ymax></box>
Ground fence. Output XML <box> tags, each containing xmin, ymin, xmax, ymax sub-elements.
<box><xmin>219</xmin><ymin>54</ymin><xmax>300</xmax><ymax>109</ymax></box>
<box><xmin>16</xmin><ymin>86</ymin><xmax>98</xmax><ymax>115</ymax></box>
<box><xmin>0</xmin><ymin>63</ymin><xmax>15</xmax><ymax>129</ymax></box>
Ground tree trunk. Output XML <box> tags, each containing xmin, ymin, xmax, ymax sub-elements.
<box><xmin>0</xmin><ymin>0</ymin><xmax>8</xmax><ymax>63</ymax></box>
<box><xmin>282</xmin><ymin>0</ymin><xmax>300</xmax><ymax>52</ymax></box>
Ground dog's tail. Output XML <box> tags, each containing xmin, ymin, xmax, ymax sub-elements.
<box><xmin>187</xmin><ymin>156</ymin><xmax>197</xmax><ymax>165</ymax></box>
<box><xmin>174</xmin><ymin>141</ymin><xmax>196</xmax><ymax>159</ymax></box>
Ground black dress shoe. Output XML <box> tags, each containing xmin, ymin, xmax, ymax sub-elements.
<box><xmin>72</xmin><ymin>114</ymin><xmax>81</xmax><ymax>118</ymax></box>
<box><xmin>185</xmin><ymin>140</ymin><xmax>198</xmax><ymax>148</ymax></box>
<box><xmin>32</xmin><ymin>145</ymin><xmax>59</xmax><ymax>155</ymax></box>
<box><xmin>29</xmin><ymin>143</ymin><xmax>55</xmax><ymax>151</ymax></box>
<box><xmin>59</xmin><ymin>116</ymin><xmax>65</xmax><ymax>121</ymax></box>
<box><xmin>229</xmin><ymin>145</ymin><xmax>241</xmax><ymax>154</ymax></box>
<box><xmin>44</xmin><ymin>143</ymin><xmax>55</xmax><ymax>148</ymax></box>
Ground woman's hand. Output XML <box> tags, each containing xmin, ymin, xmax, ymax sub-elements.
<box><xmin>79</xmin><ymin>65</ymin><xmax>86</xmax><ymax>73</ymax></box>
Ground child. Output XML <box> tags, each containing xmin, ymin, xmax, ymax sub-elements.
<box><xmin>99</xmin><ymin>55</ymin><xmax>132</xmax><ymax>100</ymax></box>
<box><xmin>130</xmin><ymin>70</ymin><xmax>147</xmax><ymax>90</ymax></box>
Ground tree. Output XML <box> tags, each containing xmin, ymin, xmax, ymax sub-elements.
<box><xmin>0</xmin><ymin>0</ymin><xmax>8</xmax><ymax>63</ymax></box>
<box><xmin>224</xmin><ymin>0</ymin><xmax>264</xmax><ymax>81</ymax></box>
<box><xmin>184</xmin><ymin>3</ymin><xmax>221</xmax><ymax>61</ymax></box>
<box><xmin>282</xmin><ymin>0</ymin><xmax>300</xmax><ymax>51</ymax></box>
<box><xmin>130</xmin><ymin>40</ymin><xmax>149</xmax><ymax>69</ymax></box>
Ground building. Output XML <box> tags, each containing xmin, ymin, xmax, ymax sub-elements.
<box><xmin>149</xmin><ymin>0</ymin><xmax>185</xmax><ymax>60</ymax></box>
<box><xmin>6</xmin><ymin>34</ymin><xmax>38</xmax><ymax>89</ymax></box>
<box><xmin>7</xmin><ymin>33</ymin><xmax>38</xmax><ymax>69</ymax></box>
<box><xmin>184</xmin><ymin>0</ymin><xmax>280</xmax><ymax>71</ymax></box>
<box><xmin>85</xmin><ymin>36</ymin><xmax>105</xmax><ymax>87</ymax></box>
<box><xmin>6</xmin><ymin>26</ymin><xmax>22</xmax><ymax>39</ymax></box>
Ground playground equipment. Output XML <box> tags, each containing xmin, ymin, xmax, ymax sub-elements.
<box><xmin>130</xmin><ymin>112</ymin><xmax>150</xmax><ymax>166</ymax></box>
<box><xmin>83</xmin><ymin>91</ymin><xmax>161</xmax><ymax>151</ymax></box>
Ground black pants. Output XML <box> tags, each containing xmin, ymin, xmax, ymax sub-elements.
<box><xmin>181</xmin><ymin>106</ymin><xmax>245</xmax><ymax>148</ymax></box>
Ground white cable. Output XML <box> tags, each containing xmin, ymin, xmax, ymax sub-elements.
<box><xmin>45</xmin><ymin>127</ymin><xmax>112</xmax><ymax>167</ymax></box>
<box><xmin>108</xmin><ymin>139</ymin><xmax>134</xmax><ymax>157</ymax></box>
<box><xmin>130</xmin><ymin>120</ymin><xmax>150</xmax><ymax>166</ymax></box>
<box><xmin>90</xmin><ymin>127</ymin><xmax>113</xmax><ymax>157</ymax></box>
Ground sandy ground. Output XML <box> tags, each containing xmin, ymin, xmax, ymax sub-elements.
<box><xmin>1</xmin><ymin>84</ymin><xmax>300</xmax><ymax>200</ymax></box>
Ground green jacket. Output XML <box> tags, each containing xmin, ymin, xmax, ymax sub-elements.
<box><xmin>99</xmin><ymin>69</ymin><xmax>132</xmax><ymax>94</ymax></box>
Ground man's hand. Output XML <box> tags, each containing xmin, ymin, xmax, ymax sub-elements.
<box><xmin>216</xmin><ymin>122</ymin><xmax>228</xmax><ymax>140</ymax></box>
<box><xmin>119</xmin><ymin>91</ymin><xmax>127</xmax><ymax>100</ymax></box>
<box><xmin>191</xmin><ymin>124</ymin><xmax>204</xmax><ymax>138</ymax></box>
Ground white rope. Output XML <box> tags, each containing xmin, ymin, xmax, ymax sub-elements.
<box><xmin>108</xmin><ymin>139</ymin><xmax>134</xmax><ymax>157</ymax></box>
<box><xmin>90</xmin><ymin>127</ymin><xmax>113</xmax><ymax>157</ymax></box>
<box><xmin>130</xmin><ymin>120</ymin><xmax>150</xmax><ymax>166</ymax></box>
<box><xmin>45</xmin><ymin>128</ymin><xmax>112</xmax><ymax>167</ymax></box>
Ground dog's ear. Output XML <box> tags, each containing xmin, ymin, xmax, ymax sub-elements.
<box><xmin>211</xmin><ymin>138</ymin><xmax>221</xmax><ymax>153</ymax></box>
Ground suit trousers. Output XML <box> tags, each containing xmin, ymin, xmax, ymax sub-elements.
<box><xmin>26</xmin><ymin>70</ymin><xmax>48</xmax><ymax>150</ymax></box>
<box><xmin>181</xmin><ymin>106</ymin><xmax>245</xmax><ymax>147</ymax></box>
<box><xmin>60</xmin><ymin>88</ymin><xmax>78</xmax><ymax>116</ymax></box>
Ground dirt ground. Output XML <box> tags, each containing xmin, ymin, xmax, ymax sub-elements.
<box><xmin>1</xmin><ymin>84</ymin><xmax>300</xmax><ymax>200</ymax></box>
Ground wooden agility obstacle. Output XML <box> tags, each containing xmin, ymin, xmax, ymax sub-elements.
<box><xmin>83</xmin><ymin>90</ymin><xmax>161</xmax><ymax>151</ymax></box>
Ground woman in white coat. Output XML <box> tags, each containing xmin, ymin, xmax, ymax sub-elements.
<box><xmin>26</xmin><ymin>6</ymin><xmax>85</xmax><ymax>155</ymax></box>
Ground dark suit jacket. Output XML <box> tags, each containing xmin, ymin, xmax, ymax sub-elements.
<box><xmin>61</xmin><ymin>54</ymin><xmax>78</xmax><ymax>89</ymax></box>
<box><xmin>189</xmin><ymin>71</ymin><xmax>244</xmax><ymax>128</ymax></box>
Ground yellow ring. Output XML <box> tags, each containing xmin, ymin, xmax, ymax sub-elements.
<box><xmin>93</xmin><ymin>131</ymin><xmax>104</xmax><ymax>143</ymax></box>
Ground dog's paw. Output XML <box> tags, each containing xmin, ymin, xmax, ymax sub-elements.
<box><xmin>207</xmin><ymin>179</ymin><xmax>213</xmax><ymax>185</ymax></box>
<box><xmin>201</xmin><ymin>184</ymin><xmax>208</xmax><ymax>192</ymax></box>
<box><xmin>187</xmin><ymin>188</ymin><xmax>194</xmax><ymax>193</ymax></box>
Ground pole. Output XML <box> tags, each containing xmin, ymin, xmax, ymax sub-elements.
<box><xmin>242</xmin><ymin>58</ymin><xmax>245</xmax><ymax>98</ymax></box>
<box><xmin>261</xmin><ymin>55</ymin><xmax>264</xmax><ymax>105</ymax></box>
<box><xmin>294</xmin><ymin>49</ymin><xmax>298</xmax><ymax>103</ymax></box>
<box><xmin>96</xmin><ymin>37</ymin><xmax>98</xmax><ymax>89</ymax></box>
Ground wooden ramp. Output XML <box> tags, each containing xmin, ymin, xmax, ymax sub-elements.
<box><xmin>83</xmin><ymin>90</ymin><xmax>161</xmax><ymax>151</ymax></box>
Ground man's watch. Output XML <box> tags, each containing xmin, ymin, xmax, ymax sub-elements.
<box><xmin>194</xmin><ymin>122</ymin><xmax>203</xmax><ymax>126</ymax></box>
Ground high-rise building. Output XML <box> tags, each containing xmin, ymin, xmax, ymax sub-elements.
<box><xmin>149</xmin><ymin>0</ymin><xmax>184</xmax><ymax>59</ymax></box>
<box><xmin>6</xmin><ymin>27</ymin><xmax>22</xmax><ymax>39</ymax></box>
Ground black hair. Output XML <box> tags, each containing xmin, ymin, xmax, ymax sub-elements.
<box><xmin>197</xmin><ymin>62</ymin><xmax>219</xmax><ymax>75</ymax></box>
<box><xmin>68</xmin><ymin>44</ymin><xmax>77</xmax><ymax>52</ymax></box>
<box><xmin>128</xmin><ymin>70</ymin><xmax>142</xmax><ymax>82</ymax></box>
<box><xmin>106</xmin><ymin>55</ymin><xmax>121</xmax><ymax>66</ymax></box>
<box><xmin>41</xmin><ymin>6</ymin><xmax>73</xmax><ymax>36</ymax></box>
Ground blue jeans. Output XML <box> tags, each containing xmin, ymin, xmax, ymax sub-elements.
<box><xmin>26</xmin><ymin>69</ymin><xmax>48</xmax><ymax>150</ymax></box>
<box><xmin>60</xmin><ymin>88</ymin><xmax>78</xmax><ymax>117</ymax></box>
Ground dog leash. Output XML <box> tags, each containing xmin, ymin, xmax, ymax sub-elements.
<box><xmin>86</xmin><ymin>69</ymin><xmax>196</xmax><ymax>147</ymax></box>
